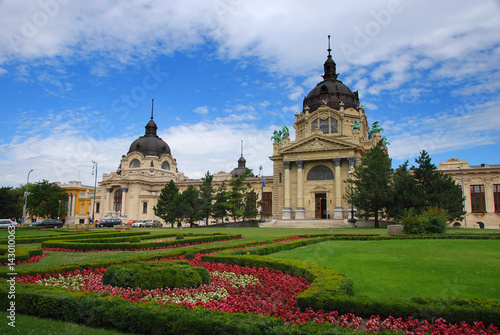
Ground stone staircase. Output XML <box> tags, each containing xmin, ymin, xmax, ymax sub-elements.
<box><xmin>263</xmin><ymin>219</ymin><xmax>349</xmax><ymax>229</ymax></box>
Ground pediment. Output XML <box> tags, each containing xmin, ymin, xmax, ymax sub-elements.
<box><xmin>281</xmin><ymin>134</ymin><xmax>360</xmax><ymax>154</ymax></box>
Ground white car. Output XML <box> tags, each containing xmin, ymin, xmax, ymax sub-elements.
<box><xmin>131</xmin><ymin>220</ymin><xmax>146</xmax><ymax>228</ymax></box>
<box><xmin>132</xmin><ymin>220</ymin><xmax>162</xmax><ymax>228</ymax></box>
<box><xmin>0</xmin><ymin>219</ymin><xmax>18</xmax><ymax>227</ymax></box>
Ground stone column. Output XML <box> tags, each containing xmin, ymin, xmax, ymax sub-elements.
<box><xmin>333</xmin><ymin>158</ymin><xmax>343</xmax><ymax>219</ymax></box>
<box><xmin>121</xmin><ymin>188</ymin><xmax>128</xmax><ymax>217</ymax></box>
<box><xmin>67</xmin><ymin>194</ymin><xmax>72</xmax><ymax>216</ymax></box>
<box><xmin>71</xmin><ymin>193</ymin><xmax>76</xmax><ymax>217</ymax></box>
<box><xmin>282</xmin><ymin>161</ymin><xmax>292</xmax><ymax>220</ymax></box>
<box><xmin>295</xmin><ymin>160</ymin><xmax>305</xmax><ymax>219</ymax></box>
<box><xmin>106</xmin><ymin>188</ymin><xmax>113</xmax><ymax>215</ymax></box>
<box><xmin>347</xmin><ymin>157</ymin><xmax>356</xmax><ymax>170</ymax></box>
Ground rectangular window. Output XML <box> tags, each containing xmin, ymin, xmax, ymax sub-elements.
<box><xmin>470</xmin><ymin>185</ymin><xmax>485</xmax><ymax>212</ymax></box>
<box><xmin>262</xmin><ymin>192</ymin><xmax>272</xmax><ymax>215</ymax></box>
<box><xmin>494</xmin><ymin>184</ymin><xmax>500</xmax><ymax>212</ymax></box>
<box><xmin>96</xmin><ymin>203</ymin><xmax>100</xmax><ymax>213</ymax></box>
<box><xmin>143</xmin><ymin>202</ymin><xmax>148</xmax><ymax>214</ymax></box>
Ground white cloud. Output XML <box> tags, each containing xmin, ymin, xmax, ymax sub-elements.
<box><xmin>193</xmin><ymin>106</ymin><xmax>209</xmax><ymax>114</ymax></box>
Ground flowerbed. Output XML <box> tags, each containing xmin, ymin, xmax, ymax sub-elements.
<box><xmin>16</xmin><ymin>254</ymin><xmax>499</xmax><ymax>334</ymax></box>
<box><xmin>1</xmin><ymin>253</ymin><xmax>49</xmax><ymax>267</ymax></box>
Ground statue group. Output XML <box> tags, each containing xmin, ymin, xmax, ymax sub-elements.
<box><xmin>271</xmin><ymin>126</ymin><xmax>289</xmax><ymax>145</ymax></box>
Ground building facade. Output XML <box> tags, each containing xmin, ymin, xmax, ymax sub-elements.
<box><xmin>270</xmin><ymin>44</ymin><xmax>381</xmax><ymax>221</ymax></box>
<box><xmin>58</xmin><ymin>181</ymin><xmax>98</xmax><ymax>224</ymax></box>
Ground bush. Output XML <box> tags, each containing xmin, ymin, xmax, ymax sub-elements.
<box><xmin>102</xmin><ymin>261</ymin><xmax>210</xmax><ymax>290</ymax></box>
<box><xmin>421</xmin><ymin>216</ymin><xmax>447</xmax><ymax>234</ymax></box>
<box><xmin>176</xmin><ymin>234</ymin><xmax>184</xmax><ymax>240</ymax></box>
<box><xmin>184</xmin><ymin>251</ymin><xmax>196</xmax><ymax>260</ymax></box>
<box><xmin>129</xmin><ymin>236</ymin><xmax>141</xmax><ymax>243</ymax></box>
<box><xmin>400</xmin><ymin>212</ymin><xmax>425</xmax><ymax>234</ymax></box>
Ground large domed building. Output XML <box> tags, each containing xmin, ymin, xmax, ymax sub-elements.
<box><xmin>270</xmin><ymin>37</ymin><xmax>382</xmax><ymax>221</ymax></box>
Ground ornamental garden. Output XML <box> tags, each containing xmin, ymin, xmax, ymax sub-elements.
<box><xmin>1</xmin><ymin>226</ymin><xmax>499</xmax><ymax>334</ymax></box>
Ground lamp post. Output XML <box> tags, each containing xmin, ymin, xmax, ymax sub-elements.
<box><xmin>458</xmin><ymin>166</ymin><xmax>467</xmax><ymax>227</ymax></box>
<box><xmin>57</xmin><ymin>200</ymin><xmax>62</xmax><ymax>221</ymax></box>
<box><xmin>23</xmin><ymin>169</ymin><xmax>33</xmax><ymax>224</ymax></box>
<box><xmin>92</xmin><ymin>161</ymin><xmax>98</xmax><ymax>225</ymax></box>
<box><xmin>348</xmin><ymin>170</ymin><xmax>356</xmax><ymax>225</ymax></box>
<box><xmin>259</xmin><ymin>165</ymin><xmax>265</xmax><ymax>222</ymax></box>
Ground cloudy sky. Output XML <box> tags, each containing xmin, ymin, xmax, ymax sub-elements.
<box><xmin>1</xmin><ymin>0</ymin><xmax>499</xmax><ymax>188</ymax></box>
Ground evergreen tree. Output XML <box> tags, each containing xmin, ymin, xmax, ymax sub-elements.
<box><xmin>27</xmin><ymin>180</ymin><xmax>67</xmax><ymax>219</ymax></box>
<box><xmin>413</xmin><ymin>150</ymin><xmax>464</xmax><ymax>221</ymax></box>
<box><xmin>387</xmin><ymin>161</ymin><xmax>422</xmax><ymax>220</ymax></box>
<box><xmin>0</xmin><ymin>187</ymin><xmax>24</xmax><ymax>219</ymax></box>
<box><xmin>179</xmin><ymin>185</ymin><xmax>202</xmax><ymax>227</ymax></box>
<box><xmin>344</xmin><ymin>141</ymin><xmax>392</xmax><ymax>228</ymax></box>
<box><xmin>224</xmin><ymin>168</ymin><xmax>252</xmax><ymax>222</ymax></box>
<box><xmin>212</xmin><ymin>182</ymin><xmax>228</xmax><ymax>224</ymax></box>
<box><xmin>154</xmin><ymin>180</ymin><xmax>180</xmax><ymax>228</ymax></box>
<box><xmin>243</xmin><ymin>190</ymin><xmax>258</xmax><ymax>220</ymax></box>
<box><xmin>198</xmin><ymin>171</ymin><xmax>214</xmax><ymax>222</ymax></box>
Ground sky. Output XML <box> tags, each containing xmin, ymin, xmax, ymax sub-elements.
<box><xmin>1</xmin><ymin>0</ymin><xmax>499</xmax><ymax>188</ymax></box>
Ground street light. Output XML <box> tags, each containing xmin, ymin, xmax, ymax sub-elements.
<box><xmin>259</xmin><ymin>165</ymin><xmax>265</xmax><ymax>222</ymax></box>
<box><xmin>58</xmin><ymin>200</ymin><xmax>62</xmax><ymax>221</ymax></box>
<box><xmin>92</xmin><ymin>161</ymin><xmax>98</xmax><ymax>225</ymax></box>
<box><xmin>458</xmin><ymin>166</ymin><xmax>467</xmax><ymax>227</ymax></box>
<box><xmin>23</xmin><ymin>169</ymin><xmax>33</xmax><ymax>224</ymax></box>
<box><xmin>348</xmin><ymin>170</ymin><xmax>357</xmax><ymax>225</ymax></box>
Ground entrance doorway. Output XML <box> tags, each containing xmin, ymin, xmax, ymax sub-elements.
<box><xmin>314</xmin><ymin>193</ymin><xmax>327</xmax><ymax>219</ymax></box>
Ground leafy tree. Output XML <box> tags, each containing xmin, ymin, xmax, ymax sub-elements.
<box><xmin>212</xmin><ymin>182</ymin><xmax>228</xmax><ymax>224</ymax></box>
<box><xmin>0</xmin><ymin>187</ymin><xmax>24</xmax><ymax>219</ymax></box>
<box><xmin>179</xmin><ymin>185</ymin><xmax>202</xmax><ymax>227</ymax></box>
<box><xmin>154</xmin><ymin>180</ymin><xmax>180</xmax><ymax>228</ymax></box>
<box><xmin>387</xmin><ymin>161</ymin><xmax>422</xmax><ymax>220</ymax></box>
<box><xmin>27</xmin><ymin>180</ymin><xmax>67</xmax><ymax>219</ymax></box>
<box><xmin>413</xmin><ymin>150</ymin><xmax>464</xmax><ymax>221</ymax></box>
<box><xmin>224</xmin><ymin>168</ymin><xmax>252</xmax><ymax>222</ymax></box>
<box><xmin>344</xmin><ymin>141</ymin><xmax>392</xmax><ymax>228</ymax></box>
<box><xmin>198</xmin><ymin>171</ymin><xmax>214</xmax><ymax>221</ymax></box>
<box><xmin>243</xmin><ymin>190</ymin><xmax>258</xmax><ymax>220</ymax></box>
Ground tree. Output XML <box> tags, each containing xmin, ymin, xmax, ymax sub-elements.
<box><xmin>0</xmin><ymin>187</ymin><xmax>24</xmax><ymax>219</ymax></box>
<box><xmin>212</xmin><ymin>182</ymin><xmax>228</xmax><ymax>224</ymax></box>
<box><xmin>198</xmin><ymin>171</ymin><xmax>214</xmax><ymax>222</ymax></box>
<box><xmin>243</xmin><ymin>190</ymin><xmax>258</xmax><ymax>220</ymax></box>
<box><xmin>413</xmin><ymin>150</ymin><xmax>464</xmax><ymax>221</ymax></box>
<box><xmin>179</xmin><ymin>185</ymin><xmax>202</xmax><ymax>227</ymax></box>
<box><xmin>344</xmin><ymin>141</ymin><xmax>392</xmax><ymax>228</ymax></box>
<box><xmin>27</xmin><ymin>180</ymin><xmax>67</xmax><ymax>219</ymax></box>
<box><xmin>387</xmin><ymin>161</ymin><xmax>422</xmax><ymax>220</ymax></box>
<box><xmin>224</xmin><ymin>168</ymin><xmax>252</xmax><ymax>222</ymax></box>
<box><xmin>154</xmin><ymin>180</ymin><xmax>180</xmax><ymax>228</ymax></box>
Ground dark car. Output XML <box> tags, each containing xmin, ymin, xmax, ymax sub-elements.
<box><xmin>28</xmin><ymin>219</ymin><xmax>63</xmax><ymax>228</ymax></box>
<box><xmin>96</xmin><ymin>218</ymin><xmax>122</xmax><ymax>228</ymax></box>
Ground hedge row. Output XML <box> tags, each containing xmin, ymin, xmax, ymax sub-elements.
<box><xmin>0</xmin><ymin>247</ymin><xmax>43</xmax><ymax>263</ymax></box>
<box><xmin>0</xmin><ymin>281</ymin><xmax>358</xmax><ymax>335</ymax></box>
<box><xmin>66</xmin><ymin>232</ymin><xmax>223</xmax><ymax>244</ymax></box>
<box><xmin>41</xmin><ymin>233</ymin><xmax>242</xmax><ymax>251</ymax></box>
<box><xmin>0</xmin><ymin>230</ymin><xmax>151</xmax><ymax>245</ymax></box>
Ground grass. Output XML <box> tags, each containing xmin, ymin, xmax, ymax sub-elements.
<box><xmin>0</xmin><ymin>311</ymin><xmax>134</xmax><ymax>335</ymax></box>
<box><xmin>269</xmin><ymin>239</ymin><xmax>500</xmax><ymax>301</ymax></box>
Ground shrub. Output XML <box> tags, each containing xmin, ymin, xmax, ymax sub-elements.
<box><xmin>421</xmin><ymin>216</ymin><xmax>447</xmax><ymax>234</ymax></box>
<box><xmin>184</xmin><ymin>251</ymin><xmax>196</xmax><ymax>260</ymax></box>
<box><xmin>400</xmin><ymin>212</ymin><xmax>425</xmax><ymax>234</ymax></box>
<box><xmin>129</xmin><ymin>236</ymin><xmax>141</xmax><ymax>243</ymax></box>
<box><xmin>102</xmin><ymin>261</ymin><xmax>210</xmax><ymax>290</ymax></box>
<box><xmin>420</xmin><ymin>206</ymin><xmax>449</xmax><ymax>223</ymax></box>
<box><xmin>176</xmin><ymin>234</ymin><xmax>184</xmax><ymax>240</ymax></box>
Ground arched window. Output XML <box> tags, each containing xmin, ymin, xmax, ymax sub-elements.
<box><xmin>307</xmin><ymin>165</ymin><xmax>334</xmax><ymax>181</ymax></box>
<box><xmin>129</xmin><ymin>159</ymin><xmax>141</xmax><ymax>168</ymax></box>
<box><xmin>161</xmin><ymin>161</ymin><xmax>170</xmax><ymax>170</ymax></box>
<box><xmin>114</xmin><ymin>189</ymin><xmax>122</xmax><ymax>213</ymax></box>
<box><xmin>311</xmin><ymin>118</ymin><xmax>338</xmax><ymax>134</ymax></box>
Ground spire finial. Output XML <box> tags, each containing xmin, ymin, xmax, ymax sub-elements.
<box><xmin>240</xmin><ymin>140</ymin><xmax>243</xmax><ymax>157</ymax></box>
<box><xmin>327</xmin><ymin>35</ymin><xmax>331</xmax><ymax>57</ymax></box>
<box><xmin>151</xmin><ymin>99</ymin><xmax>154</xmax><ymax>120</ymax></box>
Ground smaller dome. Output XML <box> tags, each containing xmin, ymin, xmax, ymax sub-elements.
<box><xmin>128</xmin><ymin>118</ymin><xmax>171</xmax><ymax>157</ymax></box>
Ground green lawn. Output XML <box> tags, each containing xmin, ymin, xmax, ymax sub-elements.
<box><xmin>0</xmin><ymin>311</ymin><xmax>134</xmax><ymax>335</ymax></box>
<box><xmin>269</xmin><ymin>239</ymin><xmax>500</xmax><ymax>301</ymax></box>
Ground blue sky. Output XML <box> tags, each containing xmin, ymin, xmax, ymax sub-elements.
<box><xmin>1</xmin><ymin>0</ymin><xmax>499</xmax><ymax>187</ymax></box>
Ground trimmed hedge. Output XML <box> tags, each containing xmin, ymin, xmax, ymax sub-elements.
<box><xmin>41</xmin><ymin>233</ymin><xmax>242</xmax><ymax>251</ymax></box>
<box><xmin>0</xmin><ymin>246</ymin><xmax>43</xmax><ymax>263</ymax></box>
<box><xmin>0</xmin><ymin>281</ymin><xmax>359</xmax><ymax>335</ymax></box>
<box><xmin>0</xmin><ymin>230</ymin><xmax>150</xmax><ymax>245</ymax></box>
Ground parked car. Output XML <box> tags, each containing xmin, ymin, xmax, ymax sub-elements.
<box><xmin>126</xmin><ymin>220</ymin><xmax>138</xmax><ymax>226</ymax></box>
<box><xmin>131</xmin><ymin>220</ymin><xmax>145</xmax><ymax>228</ymax></box>
<box><xmin>143</xmin><ymin>220</ymin><xmax>162</xmax><ymax>228</ymax></box>
<box><xmin>0</xmin><ymin>219</ymin><xmax>18</xmax><ymax>227</ymax></box>
<box><xmin>28</xmin><ymin>219</ymin><xmax>63</xmax><ymax>228</ymax></box>
<box><xmin>95</xmin><ymin>218</ymin><xmax>122</xmax><ymax>228</ymax></box>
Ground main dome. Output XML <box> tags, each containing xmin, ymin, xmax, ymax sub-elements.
<box><xmin>302</xmin><ymin>40</ymin><xmax>359</xmax><ymax>112</ymax></box>
<box><xmin>128</xmin><ymin>118</ymin><xmax>171</xmax><ymax>157</ymax></box>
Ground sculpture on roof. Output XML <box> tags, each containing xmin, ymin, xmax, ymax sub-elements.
<box><xmin>352</xmin><ymin>119</ymin><xmax>360</xmax><ymax>131</ymax></box>
<box><xmin>282</xmin><ymin>125</ymin><xmax>289</xmax><ymax>138</ymax></box>
<box><xmin>380</xmin><ymin>137</ymin><xmax>390</xmax><ymax>147</ymax></box>
<box><xmin>368</xmin><ymin>121</ymin><xmax>384</xmax><ymax>139</ymax></box>
<box><xmin>271</xmin><ymin>130</ymin><xmax>283</xmax><ymax>145</ymax></box>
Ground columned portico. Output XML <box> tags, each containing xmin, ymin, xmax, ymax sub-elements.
<box><xmin>121</xmin><ymin>188</ymin><xmax>128</xmax><ymax>217</ymax></box>
<box><xmin>333</xmin><ymin>158</ymin><xmax>343</xmax><ymax>219</ymax></box>
<box><xmin>106</xmin><ymin>188</ymin><xmax>113</xmax><ymax>214</ymax></box>
<box><xmin>282</xmin><ymin>161</ymin><xmax>292</xmax><ymax>219</ymax></box>
<box><xmin>295</xmin><ymin>160</ymin><xmax>305</xmax><ymax>219</ymax></box>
